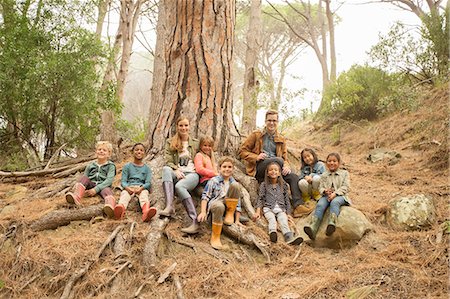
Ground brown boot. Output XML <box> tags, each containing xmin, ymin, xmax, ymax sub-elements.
<box><xmin>114</xmin><ymin>204</ymin><xmax>126</xmax><ymax>220</ymax></box>
<box><xmin>293</xmin><ymin>202</ymin><xmax>314</xmax><ymax>218</ymax></box>
<box><xmin>141</xmin><ymin>202</ymin><xmax>157</xmax><ymax>222</ymax></box>
<box><xmin>223</xmin><ymin>198</ymin><xmax>238</xmax><ymax>225</ymax></box>
<box><xmin>180</xmin><ymin>197</ymin><xmax>199</xmax><ymax>234</ymax></box>
<box><xmin>65</xmin><ymin>183</ymin><xmax>85</xmax><ymax>205</ymax></box>
<box><xmin>159</xmin><ymin>182</ymin><xmax>175</xmax><ymax>217</ymax></box>
<box><xmin>211</xmin><ymin>222</ymin><xmax>225</xmax><ymax>250</ymax></box>
<box><xmin>103</xmin><ymin>195</ymin><xmax>116</xmax><ymax>219</ymax></box>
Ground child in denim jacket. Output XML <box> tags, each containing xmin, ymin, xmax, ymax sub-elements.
<box><xmin>298</xmin><ymin>148</ymin><xmax>326</xmax><ymax>201</ymax></box>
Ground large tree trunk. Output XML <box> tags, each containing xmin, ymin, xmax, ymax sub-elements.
<box><xmin>241</xmin><ymin>0</ymin><xmax>261</xmax><ymax>135</ymax></box>
<box><xmin>147</xmin><ymin>0</ymin><xmax>239</xmax><ymax>155</ymax></box>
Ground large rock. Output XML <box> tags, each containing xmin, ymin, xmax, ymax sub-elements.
<box><xmin>296</xmin><ymin>206</ymin><xmax>372</xmax><ymax>249</ymax></box>
<box><xmin>386</xmin><ymin>194</ymin><xmax>436</xmax><ymax>230</ymax></box>
<box><xmin>367</xmin><ymin>148</ymin><xmax>401</xmax><ymax>164</ymax></box>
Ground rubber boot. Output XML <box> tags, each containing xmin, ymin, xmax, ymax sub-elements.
<box><xmin>304</xmin><ymin>215</ymin><xmax>320</xmax><ymax>240</ymax></box>
<box><xmin>326</xmin><ymin>213</ymin><xmax>337</xmax><ymax>236</ymax></box>
<box><xmin>223</xmin><ymin>198</ymin><xmax>238</xmax><ymax>225</ymax></box>
<box><xmin>211</xmin><ymin>222</ymin><xmax>225</xmax><ymax>250</ymax></box>
<box><xmin>103</xmin><ymin>195</ymin><xmax>116</xmax><ymax>219</ymax></box>
<box><xmin>114</xmin><ymin>204</ymin><xmax>126</xmax><ymax>220</ymax></box>
<box><xmin>141</xmin><ymin>202</ymin><xmax>157</xmax><ymax>222</ymax></box>
<box><xmin>159</xmin><ymin>181</ymin><xmax>175</xmax><ymax>217</ymax></box>
<box><xmin>284</xmin><ymin>232</ymin><xmax>303</xmax><ymax>245</ymax></box>
<box><xmin>180</xmin><ymin>197</ymin><xmax>199</xmax><ymax>234</ymax></box>
<box><xmin>66</xmin><ymin>183</ymin><xmax>85</xmax><ymax>205</ymax></box>
<box><xmin>311</xmin><ymin>190</ymin><xmax>322</xmax><ymax>200</ymax></box>
<box><xmin>302</xmin><ymin>192</ymin><xmax>312</xmax><ymax>202</ymax></box>
<box><xmin>269</xmin><ymin>231</ymin><xmax>278</xmax><ymax>243</ymax></box>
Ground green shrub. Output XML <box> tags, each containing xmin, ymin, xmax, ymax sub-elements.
<box><xmin>320</xmin><ymin>65</ymin><xmax>414</xmax><ymax>121</ymax></box>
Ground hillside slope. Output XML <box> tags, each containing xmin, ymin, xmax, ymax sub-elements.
<box><xmin>0</xmin><ymin>87</ymin><xmax>448</xmax><ymax>298</ymax></box>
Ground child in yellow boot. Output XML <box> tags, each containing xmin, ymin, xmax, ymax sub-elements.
<box><xmin>253</xmin><ymin>162</ymin><xmax>303</xmax><ymax>245</ymax></box>
<box><xmin>65</xmin><ymin>141</ymin><xmax>117</xmax><ymax>218</ymax></box>
<box><xmin>197</xmin><ymin>156</ymin><xmax>242</xmax><ymax>250</ymax></box>
<box><xmin>294</xmin><ymin>148</ymin><xmax>326</xmax><ymax>217</ymax></box>
<box><xmin>114</xmin><ymin>143</ymin><xmax>156</xmax><ymax>222</ymax></box>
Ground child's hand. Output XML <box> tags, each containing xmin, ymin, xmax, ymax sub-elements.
<box><xmin>235</xmin><ymin>220</ymin><xmax>245</xmax><ymax>227</ymax></box>
<box><xmin>252</xmin><ymin>213</ymin><xmax>260</xmax><ymax>221</ymax></box>
<box><xmin>288</xmin><ymin>215</ymin><xmax>295</xmax><ymax>223</ymax></box>
<box><xmin>134</xmin><ymin>187</ymin><xmax>144</xmax><ymax>195</ymax></box>
<box><xmin>328</xmin><ymin>192</ymin><xmax>336</xmax><ymax>201</ymax></box>
<box><xmin>85</xmin><ymin>189</ymin><xmax>97</xmax><ymax>197</ymax></box>
<box><xmin>125</xmin><ymin>187</ymin><xmax>135</xmax><ymax>195</ymax></box>
<box><xmin>197</xmin><ymin>212</ymin><xmax>207</xmax><ymax>222</ymax></box>
<box><xmin>175</xmin><ymin>169</ymin><xmax>185</xmax><ymax>179</ymax></box>
<box><xmin>305</xmin><ymin>175</ymin><xmax>312</xmax><ymax>183</ymax></box>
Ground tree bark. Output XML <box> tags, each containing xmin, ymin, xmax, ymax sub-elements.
<box><xmin>31</xmin><ymin>204</ymin><xmax>104</xmax><ymax>232</ymax></box>
<box><xmin>147</xmin><ymin>0</ymin><xmax>240</xmax><ymax>155</ymax></box>
<box><xmin>241</xmin><ymin>0</ymin><xmax>261</xmax><ymax>135</ymax></box>
<box><xmin>325</xmin><ymin>0</ymin><xmax>336</xmax><ymax>82</ymax></box>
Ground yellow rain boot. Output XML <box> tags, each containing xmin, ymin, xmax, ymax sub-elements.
<box><xmin>211</xmin><ymin>222</ymin><xmax>225</xmax><ymax>250</ymax></box>
<box><xmin>311</xmin><ymin>190</ymin><xmax>322</xmax><ymax>201</ymax></box>
<box><xmin>223</xmin><ymin>198</ymin><xmax>238</xmax><ymax>225</ymax></box>
<box><xmin>302</xmin><ymin>192</ymin><xmax>312</xmax><ymax>203</ymax></box>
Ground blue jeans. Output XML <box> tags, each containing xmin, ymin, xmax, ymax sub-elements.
<box><xmin>314</xmin><ymin>196</ymin><xmax>347</xmax><ymax>220</ymax></box>
<box><xmin>162</xmin><ymin>166</ymin><xmax>199</xmax><ymax>200</ymax></box>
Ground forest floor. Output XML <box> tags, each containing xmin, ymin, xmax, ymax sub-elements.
<box><xmin>0</xmin><ymin>87</ymin><xmax>448</xmax><ymax>299</ymax></box>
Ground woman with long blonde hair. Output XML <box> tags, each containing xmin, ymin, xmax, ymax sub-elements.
<box><xmin>159</xmin><ymin>116</ymin><xmax>200</xmax><ymax>234</ymax></box>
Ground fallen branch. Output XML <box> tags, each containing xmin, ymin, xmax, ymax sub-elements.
<box><xmin>60</xmin><ymin>224</ymin><xmax>125</xmax><ymax>299</ymax></box>
<box><xmin>292</xmin><ymin>243</ymin><xmax>303</xmax><ymax>262</ymax></box>
<box><xmin>18</xmin><ymin>275</ymin><xmax>39</xmax><ymax>293</ymax></box>
<box><xmin>157</xmin><ymin>262</ymin><xmax>177</xmax><ymax>284</ymax></box>
<box><xmin>164</xmin><ymin>231</ymin><xmax>197</xmax><ymax>252</ymax></box>
<box><xmin>91</xmin><ymin>260</ymin><xmax>132</xmax><ymax>296</ymax></box>
<box><xmin>133</xmin><ymin>280</ymin><xmax>152</xmax><ymax>298</ymax></box>
<box><xmin>173</xmin><ymin>274</ymin><xmax>185</xmax><ymax>299</ymax></box>
<box><xmin>31</xmin><ymin>204</ymin><xmax>104</xmax><ymax>232</ymax></box>
<box><xmin>53</xmin><ymin>162</ymin><xmax>91</xmax><ymax>179</ymax></box>
<box><xmin>44</xmin><ymin>143</ymin><xmax>67</xmax><ymax>170</ymax></box>
<box><xmin>200</xmin><ymin>246</ymin><xmax>230</xmax><ymax>264</ymax></box>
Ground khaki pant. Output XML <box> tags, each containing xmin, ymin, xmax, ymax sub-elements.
<box><xmin>118</xmin><ymin>189</ymin><xmax>150</xmax><ymax>208</ymax></box>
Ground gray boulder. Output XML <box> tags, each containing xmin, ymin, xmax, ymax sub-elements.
<box><xmin>296</xmin><ymin>206</ymin><xmax>372</xmax><ymax>249</ymax></box>
<box><xmin>367</xmin><ymin>148</ymin><xmax>401</xmax><ymax>164</ymax></box>
<box><xmin>386</xmin><ymin>194</ymin><xmax>436</xmax><ymax>230</ymax></box>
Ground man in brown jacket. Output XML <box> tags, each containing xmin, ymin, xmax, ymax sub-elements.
<box><xmin>239</xmin><ymin>110</ymin><xmax>311</xmax><ymax>216</ymax></box>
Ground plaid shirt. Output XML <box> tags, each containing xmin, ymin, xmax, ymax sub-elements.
<box><xmin>201</xmin><ymin>175</ymin><xmax>242</xmax><ymax>214</ymax></box>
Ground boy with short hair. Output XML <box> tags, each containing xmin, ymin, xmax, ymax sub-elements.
<box><xmin>65</xmin><ymin>141</ymin><xmax>117</xmax><ymax>218</ymax></box>
<box><xmin>197</xmin><ymin>156</ymin><xmax>242</xmax><ymax>250</ymax></box>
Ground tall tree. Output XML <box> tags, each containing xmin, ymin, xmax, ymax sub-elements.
<box><xmin>377</xmin><ymin>0</ymin><xmax>449</xmax><ymax>80</ymax></box>
<box><xmin>241</xmin><ymin>0</ymin><xmax>262</xmax><ymax>135</ymax></box>
<box><xmin>99</xmin><ymin>0</ymin><xmax>147</xmax><ymax>145</ymax></box>
<box><xmin>147</xmin><ymin>0</ymin><xmax>239</xmax><ymax>154</ymax></box>
<box><xmin>267</xmin><ymin>0</ymin><xmax>337</xmax><ymax>113</ymax></box>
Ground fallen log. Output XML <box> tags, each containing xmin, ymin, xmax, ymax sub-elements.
<box><xmin>53</xmin><ymin>162</ymin><xmax>91</xmax><ymax>179</ymax></box>
<box><xmin>60</xmin><ymin>224</ymin><xmax>124</xmax><ymax>299</ymax></box>
<box><xmin>31</xmin><ymin>204</ymin><xmax>104</xmax><ymax>232</ymax></box>
<box><xmin>0</xmin><ymin>163</ymin><xmax>81</xmax><ymax>178</ymax></box>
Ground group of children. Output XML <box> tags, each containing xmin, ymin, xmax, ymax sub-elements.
<box><xmin>65</xmin><ymin>117</ymin><xmax>350</xmax><ymax>250</ymax></box>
